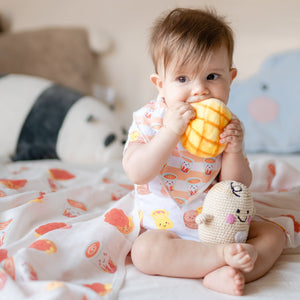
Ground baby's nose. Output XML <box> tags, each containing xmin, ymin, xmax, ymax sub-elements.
<box><xmin>192</xmin><ymin>81</ymin><xmax>209</xmax><ymax>96</ymax></box>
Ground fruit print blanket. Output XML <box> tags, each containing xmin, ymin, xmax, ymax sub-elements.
<box><xmin>0</xmin><ymin>160</ymin><xmax>139</xmax><ymax>299</ymax></box>
<box><xmin>0</xmin><ymin>157</ymin><xmax>300</xmax><ymax>299</ymax></box>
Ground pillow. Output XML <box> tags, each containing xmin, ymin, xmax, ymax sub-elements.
<box><xmin>229</xmin><ymin>49</ymin><xmax>300</xmax><ymax>153</ymax></box>
<box><xmin>0</xmin><ymin>27</ymin><xmax>98</xmax><ymax>95</ymax></box>
<box><xmin>0</xmin><ymin>74</ymin><xmax>126</xmax><ymax>164</ymax></box>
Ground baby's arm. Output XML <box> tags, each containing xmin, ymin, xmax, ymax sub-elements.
<box><xmin>218</xmin><ymin>118</ymin><xmax>252</xmax><ymax>187</ymax></box>
<box><xmin>123</xmin><ymin>102</ymin><xmax>195</xmax><ymax>185</ymax></box>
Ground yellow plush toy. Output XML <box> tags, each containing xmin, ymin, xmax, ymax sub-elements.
<box><xmin>181</xmin><ymin>98</ymin><xmax>232</xmax><ymax>157</ymax></box>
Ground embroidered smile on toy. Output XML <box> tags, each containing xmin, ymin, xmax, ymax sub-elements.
<box><xmin>181</xmin><ymin>98</ymin><xmax>232</xmax><ymax>158</ymax></box>
<box><xmin>195</xmin><ymin>180</ymin><xmax>255</xmax><ymax>244</ymax></box>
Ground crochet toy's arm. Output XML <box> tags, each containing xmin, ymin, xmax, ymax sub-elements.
<box><xmin>195</xmin><ymin>214</ymin><xmax>214</xmax><ymax>225</ymax></box>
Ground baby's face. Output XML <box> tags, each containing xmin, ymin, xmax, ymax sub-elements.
<box><xmin>157</xmin><ymin>45</ymin><xmax>237</xmax><ymax>107</ymax></box>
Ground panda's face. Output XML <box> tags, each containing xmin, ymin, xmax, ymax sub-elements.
<box><xmin>86</xmin><ymin>114</ymin><xmax>127</xmax><ymax>148</ymax></box>
<box><xmin>57</xmin><ymin>97</ymin><xmax>126</xmax><ymax>164</ymax></box>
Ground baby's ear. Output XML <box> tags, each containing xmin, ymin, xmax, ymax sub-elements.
<box><xmin>150</xmin><ymin>74</ymin><xmax>163</xmax><ymax>89</ymax></box>
<box><xmin>230</xmin><ymin>68</ymin><xmax>238</xmax><ymax>83</ymax></box>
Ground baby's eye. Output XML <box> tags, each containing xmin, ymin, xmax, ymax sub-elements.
<box><xmin>177</xmin><ymin>76</ymin><xmax>188</xmax><ymax>83</ymax></box>
<box><xmin>207</xmin><ymin>73</ymin><xmax>219</xmax><ymax>80</ymax></box>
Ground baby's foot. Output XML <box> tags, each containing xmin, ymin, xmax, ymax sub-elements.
<box><xmin>224</xmin><ymin>243</ymin><xmax>257</xmax><ymax>272</ymax></box>
<box><xmin>203</xmin><ymin>266</ymin><xmax>245</xmax><ymax>296</ymax></box>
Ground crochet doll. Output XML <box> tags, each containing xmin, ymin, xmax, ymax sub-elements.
<box><xmin>195</xmin><ymin>180</ymin><xmax>255</xmax><ymax>244</ymax></box>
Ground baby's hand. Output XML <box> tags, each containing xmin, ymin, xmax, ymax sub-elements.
<box><xmin>163</xmin><ymin>102</ymin><xmax>195</xmax><ymax>136</ymax></box>
<box><xmin>219</xmin><ymin>117</ymin><xmax>244</xmax><ymax>153</ymax></box>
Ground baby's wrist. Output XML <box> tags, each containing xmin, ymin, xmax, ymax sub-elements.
<box><xmin>163</xmin><ymin>124</ymin><xmax>182</xmax><ymax>138</ymax></box>
<box><xmin>223</xmin><ymin>149</ymin><xmax>244</xmax><ymax>157</ymax></box>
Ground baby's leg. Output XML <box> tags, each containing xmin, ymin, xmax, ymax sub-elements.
<box><xmin>131</xmin><ymin>229</ymin><xmax>256</xmax><ymax>279</ymax></box>
<box><xmin>132</xmin><ymin>229</ymin><xmax>223</xmax><ymax>278</ymax></box>
<box><xmin>243</xmin><ymin>220</ymin><xmax>286</xmax><ymax>283</ymax></box>
<box><xmin>202</xmin><ymin>243</ymin><xmax>257</xmax><ymax>296</ymax></box>
<box><xmin>203</xmin><ymin>266</ymin><xmax>245</xmax><ymax>296</ymax></box>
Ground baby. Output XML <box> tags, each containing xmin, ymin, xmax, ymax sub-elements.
<box><xmin>123</xmin><ymin>8</ymin><xmax>286</xmax><ymax>296</ymax></box>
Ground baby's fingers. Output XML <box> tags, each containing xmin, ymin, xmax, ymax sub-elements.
<box><xmin>220</xmin><ymin>128</ymin><xmax>243</xmax><ymax>139</ymax></box>
<box><xmin>182</xmin><ymin>106</ymin><xmax>196</xmax><ymax>121</ymax></box>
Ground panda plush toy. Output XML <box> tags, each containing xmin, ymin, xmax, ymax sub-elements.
<box><xmin>0</xmin><ymin>74</ymin><xmax>126</xmax><ymax>164</ymax></box>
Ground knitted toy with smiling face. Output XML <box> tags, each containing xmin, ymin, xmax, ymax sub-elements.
<box><xmin>195</xmin><ymin>180</ymin><xmax>255</xmax><ymax>244</ymax></box>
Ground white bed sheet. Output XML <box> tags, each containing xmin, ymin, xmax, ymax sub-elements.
<box><xmin>0</xmin><ymin>154</ymin><xmax>299</xmax><ymax>299</ymax></box>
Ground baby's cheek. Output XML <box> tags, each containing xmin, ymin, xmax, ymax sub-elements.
<box><xmin>248</xmin><ymin>216</ymin><xmax>252</xmax><ymax>224</ymax></box>
<box><xmin>226</xmin><ymin>214</ymin><xmax>235</xmax><ymax>224</ymax></box>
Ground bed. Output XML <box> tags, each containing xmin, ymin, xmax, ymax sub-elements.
<box><xmin>0</xmin><ymin>153</ymin><xmax>299</xmax><ymax>299</ymax></box>
<box><xmin>1</xmin><ymin>25</ymin><xmax>300</xmax><ymax>300</ymax></box>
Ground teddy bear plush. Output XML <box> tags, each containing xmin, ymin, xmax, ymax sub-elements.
<box><xmin>195</xmin><ymin>180</ymin><xmax>255</xmax><ymax>244</ymax></box>
<box><xmin>0</xmin><ymin>12</ymin><xmax>110</xmax><ymax>96</ymax></box>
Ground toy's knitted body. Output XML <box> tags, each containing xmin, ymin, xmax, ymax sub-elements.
<box><xmin>195</xmin><ymin>180</ymin><xmax>255</xmax><ymax>244</ymax></box>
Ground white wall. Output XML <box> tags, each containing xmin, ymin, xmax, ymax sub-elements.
<box><xmin>0</xmin><ymin>0</ymin><xmax>300</xmax><ymax>126</ymax></box>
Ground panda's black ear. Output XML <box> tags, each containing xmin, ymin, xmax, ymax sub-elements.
<box><xmin>86</xmin><ymin>115</ymin><xmax>99</xmax><ymax>123</ymax></box>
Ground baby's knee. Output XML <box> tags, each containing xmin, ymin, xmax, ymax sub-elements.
<box><xmin>131</xmin><ymin>231</ymin><xmax>160</xmax><ymax>274</ymax></box>
<box><xmin>131</xmin><ymin>235</ymin><xmax>150</xmax><ymax>271</ymax></box>
<box><xmin>250</xmin><ymin>220</ymin><xmax>286</xmax><ymax>248</ymax></box>
<box><xmin>131</xmin><ymin>230</ymin><xmax>177</xmax><ymax>275</ymax></box>
<box><xmin>269</xmin><ymin>223</ymin><xmax>287</xmax><ymax>248</ymax></box>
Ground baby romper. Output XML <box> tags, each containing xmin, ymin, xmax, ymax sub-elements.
<box><xmin>124</xmin><ymin>96</ymin><xmax>222</xmax><ymax>241</ymax></box>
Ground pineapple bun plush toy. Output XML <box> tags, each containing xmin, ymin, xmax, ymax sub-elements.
<box><xmin>181</xmin><ymin>98</ymin><xmax>232</xmax><ymax>157</ymax></box>
<box><xmin>195</xmin><ymin>180</ymin><xmax>255</xmax><ymax>244</ymax></box>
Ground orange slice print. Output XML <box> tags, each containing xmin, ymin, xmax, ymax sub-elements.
<box><xmin>0</xmin><ymin>179</ymin><xmax>27</xmax><ymax>190</ymax></box>
<box><xmin>28</xmin><ymin>192</ymin><xmax>45</xmax><ymax>203</ymax></box>
<box><xmin>83</xmin><ymin>282</ymin><xmax>112</xmax><ymax>296</ymax></box>
<box><xmin>34</xmin><ymin>222</ymin><xmax>69</xmax><ymax>237</ymax></box>
<box><xmin>29</xmin><ymin>239</ymin><xmax>57</xmax><ymax>254</ymax></box>
<box><xmin>67</xmin><ymin>199</ymin><xmax>87</xmax><ymax>211</ymax></box>
<box><xmin>48</xmin><ymin>169</ymin><xmax>75</xmax><ymax>180</ymax></box>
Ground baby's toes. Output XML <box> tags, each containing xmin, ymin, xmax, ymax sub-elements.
<box><xmin>233</xmin><ymin>271</ymin><xmax>245</xmax><ymax>295</ymax></box>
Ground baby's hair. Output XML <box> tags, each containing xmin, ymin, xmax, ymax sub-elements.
<box><xmin>149</xmin><ymin>7</ymin><xmax>234</xmax><ymax>75</ymax></box>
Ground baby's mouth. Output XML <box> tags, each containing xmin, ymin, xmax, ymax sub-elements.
<box><xmin>237</xmin><ymin>216</ymin><xmax>248</xmax><ymax>223</ymax></box>
<box><xmin>187</xmin><ymin>96</ymin><xmax>207</xmax><ymax>103</ymax></box>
